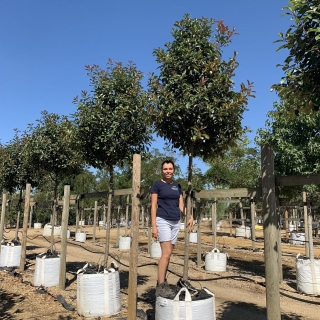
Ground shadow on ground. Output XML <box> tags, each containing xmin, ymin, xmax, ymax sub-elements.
<box><xmin>218</xmin><ymin>301</ymin><xmax>303</xmax><ymax>320</ymax></box>
<box><xmin>0</xmin><ymin>288</ymin><xmax>24</xmax><ymax>320</ymax></box>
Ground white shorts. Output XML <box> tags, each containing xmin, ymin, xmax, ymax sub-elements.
<box><xmin>156</xmin><ymin>216</ymin><xmax>180</xmax><ymax>245</ymax></box>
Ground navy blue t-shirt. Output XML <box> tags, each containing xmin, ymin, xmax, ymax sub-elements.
<box><xmin>151</xmin><ymin>180</ymin><xmax>183</xmax><ymax>221</ymax></box>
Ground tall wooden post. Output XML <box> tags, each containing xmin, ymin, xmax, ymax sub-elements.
<box><xmin>250</xmin><ymin>197</ymin><xmax>256</xmax><ymax>251</ymax></box>
<box><xmin>20</xmin><ymin>184</ymin><xmax>31</xmax><ymax>272</ymax></box>
<box><xmin>93</xmin><ymin>201</ymin><xmax>98</xmax><ymax>241</ymax></box>
<box><xmin>128</xmin><ymin>154</ymin><xmax>141</xmax><ymax>320</ymax></box>
<box><xmin>303</xmin><ymin>191</ymin><xmax>309</xmax><ymax>258</ymax></box>
<box><xmin>261</xmin><ymin>145</ymin><xmax>281</xmax><ymax>320</ymax></box>
<box><xmin>59</xmin><ymin>185</ymin><xmax>70</xmax><ymax>290</ymax></box>
<box><xmin>212</xmin><ymin>200</ymin><xmax>217</xmax><ymax>248</ymax></box>
<box><xmin>0</xmin><ymin>192</ymin><xmax>7</xmax><ymax>253</ymax></box>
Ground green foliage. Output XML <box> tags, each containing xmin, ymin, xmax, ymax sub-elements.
<box><xmin>25</xmin><ymin>111</ymin><xmax>84</xmax><ymax>199</ymax></box>
<box><xmin>149</xmin><ymin>14</ymin><xmax>254</xmax><ymax>160</ymax></box>
<box><xmin>73</xmin><ymin>60</ymin><xmax>153</xmax><ymax>178</ymax></box>
<box><xmin>256</xmin><ymin>101</ymin><xmax>320</xmax><ymax>196</ymax></box>
<box><xmin>204</xmin><ymin>136</ymin><xmax>260</xmax><ymax>188</ymax></box>
<box><xmin>0</xmin><ymin>130</ymin><xmax>40</xmax><ymax>194</ymax></box>
<box><xmin>273</xmin><ymin>0</ymin><xmax>320</xmax><ymax>113</ymax></box>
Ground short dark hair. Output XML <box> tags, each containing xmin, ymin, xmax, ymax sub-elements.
<box><xmin>161</xmin><ymin>159</ymin><xmax>175</xmax><ymax>169</ymax></box>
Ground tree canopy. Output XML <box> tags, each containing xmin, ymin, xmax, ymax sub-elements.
<box><xmin>73</xmin><ymin>60</ymin><xmax>153</xmax><ymax>179</ymax></box>
<box><xmin>25</xmin><ymin>111</ymin><xmax>84</xmax><ymax>197</ymax></box>
<box><xmin>256</xmin><ymin>101</ymin><xmax>320</xmax><ymax>196</ymax></box>
<box><xmin>273</xmin><ymin>0</ymin><xmax>320</xmax><ymax>113</ymax></box>
<box><xmin>149</xmin><ymin>14</ymin><xmax>254</xmax><ymax>160</ymax></box>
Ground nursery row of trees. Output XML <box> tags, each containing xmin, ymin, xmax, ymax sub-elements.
<box><xmin>2</xmin><ymin>1</ymin><xmax>320</xmax><ymax>223</ymax></box>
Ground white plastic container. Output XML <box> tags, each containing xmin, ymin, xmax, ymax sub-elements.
<box><xmin>34</xmin><ymin>253</ymin><xmax>60</xmax><ymax>287</ymax></box>
<box><xmin>189</xmin><ymin>231</ymin><xmax>197</xmax><ymax>243</ymax></box>
<box><xmin>235</xmin><ymin>226</ymin><xmax>251</xmax><ymax>238</ymax></box>
<box><xmin>296</xmin><ymin>255</ymin><xmax>320</xmax><ymax>295</ymax></box>
<box><xmin>43</xmin><ymin>224</ymin><xmax>61</xmax><ymax>236</ymax></box>
<box><xmin>0</xmin><ymin>244</ymin><xmax>21</xmax><ymax>267</ymax></box>
<box><xmin>77</xmin><ymin>271</ymin><xmax>121</xmax><ymax>317</ymax></box>
<box><xmin>290</xmin><ymin>231</ymin><xmax>305</xmax><ymax>245</ymax></box>
<box><xmin>180</xmin><ymin>223</ymin><xmax>185</xmax><ymax>230</ymax></box>
<box><xmin>156</xmin><ymin>287</ymin><xmax>215</xmax><ymax>320</ymax></box>
<box><xmin>79</xmin><ymin>220</ymin><xmax>85</xmax><ymax>226</ymax></box>
<box><xmin>150</xmin><ymin>241</ymin><xmax>162</xmax><ymax>258</ymax></box>
<box><xmin>119</xmin><ymin>236</ymin><xmax>131</xmax><ymax>250</ymax></box>
<box><xmin>205</xmin><ymin>248</ymin><xmax>227</xmax><ymax>272</ymax></box>
<box><xmin>34</xmin><ymin>222</ymin><xmax>42</xmax><ymax>229</ymax></box>
<box><xmin>76</xmin><ymin>232</ymin><xmax>86</xmax><ymax>242</ymax></box>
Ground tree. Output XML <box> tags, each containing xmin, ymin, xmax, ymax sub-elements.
<box><xmin>256</xmin><ymin>101</ymin><xmax>320</xmax><ymax>197</ymax></box>
<box><xmin>204</xmin><ymin>136</ymin><xmax>260</xmax><ymax>189</ymax></box>
<box><xmin>273</xmin><ymin>0</ymin><xmax>320</xmax><ymax>113</ymax></box>
<box><xmin>73</xmin><ymin>60</ymin><xmax>153</xmax><ymax>265</ymax></box>
<box><xmin>149</xmin><ymin>14</ymin><xmax>254</xmax><ymax>279</ymax></box>
<box><xmin>25</xmin><ymin>111</ymin><xmax>84</xmax><ymax>243</ymax></box>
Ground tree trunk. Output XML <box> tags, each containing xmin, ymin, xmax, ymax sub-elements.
<box><xmin>183</xmin><ymin>145</ymin><xmax>193</xmax><ymax>280</ymax></box>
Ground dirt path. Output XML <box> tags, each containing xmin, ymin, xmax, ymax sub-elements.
<box><xmin>1</xmin><ymin>224</ymin><xmax>320</xmax><ymax>319</ymax></box>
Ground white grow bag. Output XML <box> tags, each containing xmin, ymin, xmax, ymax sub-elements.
<box><xmin>150</xmin><ymin>241</ymin><xmax>162</xmax><ymax>258</ymax></box>
<box><xmin>34</xmin><ymin>253</ymin><xmax>60</xmax><ymax>287</ymax></box>
<box><xmin>189</xmin><ymin>232</ymin><xmax>197</xmax><ymax>243</ymax></box>
<box><xmin>75</xmin><ymin>232</ymin><xmax>86</xmax><ymax>242</ymax></box>
<box><xmin>119</xmin><ymin>236</ymin><xmax>131</xmax><ymax>250</ymax></box>
<box><xmin>0</xmin><ymin>244</ymin><xmax>21</xmax><ymax>267</ymax></box>
<box><xmin>156</xmin><ymin>287</ymin><xmax>215</xmax><ymax>320</ymax></box>
<box><xmin>77</xmin><ymin>271</ymin><xmax>121</xmax><ymax>317</ymax></box>
<box><xmin>43</xmin><ymin>224</ymin><xmax>61</xmax><ymax>236</ymax></box>
<box><xmin>296</xmin><ymin>255</ymin><xmax>320</xmax><ymax>295</ymax></box>
<box><xmin>205</xmin><ymin>248</ymin><xmax>227</xmax><ymax>272</ymax></box>
<box><xmin>34</xmin><ymin>222</ymin><xmax>42</xmax><ymax>229</ymax></box>
<box><xmin>290</xmin><ymin>231</ymin><xmax>305</xmax><ymax>245</ymax></box>
<box><xmin>235</xmin><ymin>226</ymin><xmax>251</xmax><ymax>238</ymax></box>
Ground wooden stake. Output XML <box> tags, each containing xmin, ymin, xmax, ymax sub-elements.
<box><xmin>93</xmin><ymin>201</ymin><xmax>97</xmax><ymax>241</ymax></box>
<box><xmin>261</xmin><ymin>145</ymin><xmax>281</xmax><ymax>320</ymax></box>
<box><xmin>285</xmin><ymin>209</ymin><xmax>289</xmax><ymax>243</ymax></box>
<box><xmin>229</xmin><ymin>212</ymin><xmax>233</xmax><ymax>237</ymax></box>
<box><xmin>125</xmin><ymin>195</ymin><xmax>129</xmax><ymax>236</ymax></box>
<box><xmin>196</xmin><ymin>199</ymin><xmax>201</xmax><ymax>267</ymax></box>
<box><xmin>0</xmin><ymin>192</ymin><xmax>7</xmax><ymax>254</ymax></box>
<box><xmin>59</xmin><ymin>185</ymin><xmax>70</xmax><ymax>290</ymax></box>
<box><xmin>303</xmin><ymin>191</ymin><xmax>309</xmax><ymax>258</ymax></box>
<box><xmin>239</xmin><ymin>198</ymin><xmax>244</xmax><ymax>226</ymax></box>
<box><xmin>20</xmin><ymin>184</ymin><xmax>31</xmax><ymax>271</ymax></box>
<box><xmin>250</xmin><ymin>198</ymin><xmax>256</xmax><ymax>251</ymax></box>
<box><xmin>104</xmin><ymin>191</ymin><xmax>113</xmax><ymax>266</ymax></box>
<box><xmin>212</xmin><ymin>199</ymin><xmax>217</xmax><ymax>248</ymax></box>
<box><xmin>128</xmin><ymin>154</ymin><xmax>141</xmax><ymax>320</ymax></box>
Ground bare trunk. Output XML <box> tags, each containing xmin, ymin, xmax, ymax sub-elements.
<box><xmin>183</xmin><ymin>144</ymin><xmax>194</xmax><ymax>280</ymax></box>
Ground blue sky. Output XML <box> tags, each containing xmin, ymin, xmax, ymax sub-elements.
<box><xmin>0</xmin><ymin>0</ymin><xmax>291</xmax><ymax>174</ymax></box>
